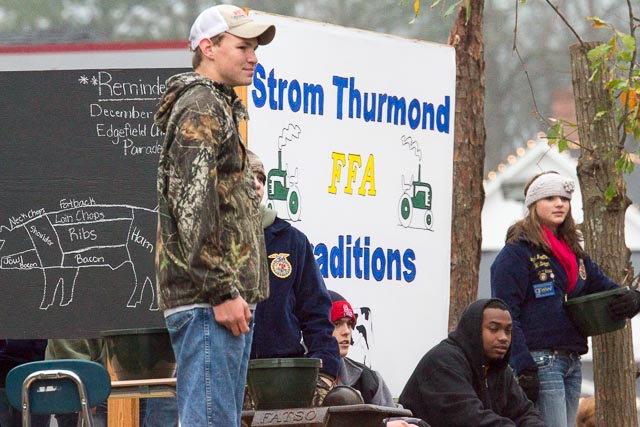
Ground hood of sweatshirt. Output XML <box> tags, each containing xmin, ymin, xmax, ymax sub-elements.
<box><xmin>448</xmin><ymin>298</ymin><xmax>512</xmax><ymax>375</ymax></box>
<box><xmin>260</xmin><ymin>204</ymin><xmax>278</xmax><ymax>229</ymax></box>
<box><xmin>154</xmin><ymin>71</ymin><xmax>247</xmax><ymax>132</ymax></box>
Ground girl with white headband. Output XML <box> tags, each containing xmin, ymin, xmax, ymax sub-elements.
<box><xmin>490</xmin><ymin>171</ymin><xmax>640</xmax><ymax>427</ymax></box>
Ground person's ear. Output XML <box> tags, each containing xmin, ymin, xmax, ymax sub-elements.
<box><xmin>199</xmin><ymin>38</ymin><xmax>216</xmax><ymax>60</ymax></box>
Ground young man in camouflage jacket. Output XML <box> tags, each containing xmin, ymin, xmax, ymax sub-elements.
<box><xmin>154</xmin><ymin>5</ymin><xmax>275</xmax><ymax>427</ymax></box>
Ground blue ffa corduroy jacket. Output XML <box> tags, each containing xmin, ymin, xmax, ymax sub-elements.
<box><xmin>251</xmin><ymin>215</ymin><xmax>340</xmax><ymax>377</ymax></box>
<box><xmin>490</xmin><ymin>240</ymin><xmax>620</xmax><ymax>374</ymax></box>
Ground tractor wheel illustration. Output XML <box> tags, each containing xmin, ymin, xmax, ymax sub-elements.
<box><xmin>287</xmin><ymin>186</ymin><xmax>301</xmax><ymax>221</ymax></box>
<box><xmin>399</xmin><ymin>193</ymin><xmax>412</xmax><ymax>227</ymax></box>
<box><xmin>425</xmin><ymin>210</ymin><xmax>434</xmax><ymax>230</ymax></box>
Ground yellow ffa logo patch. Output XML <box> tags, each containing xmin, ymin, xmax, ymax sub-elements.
<box><xmin>579</xmin><ymin>259</ymin><xmax>587</xmax><ymax>280</ymax></box>
<box><xmin>269</xmin><ymin>253</ymin><xmax>292</xmax><ymax>278</ymax></box>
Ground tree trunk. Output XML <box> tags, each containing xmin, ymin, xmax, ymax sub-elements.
<box><xmin>447</xmin><ymin>2</ymin><xmax>486</xmax><ymax>331</ymax></box>
<box><xmin>570</xmin><ymin>41</ymin><xmax>637</xmax><ymax>427</ymax></box>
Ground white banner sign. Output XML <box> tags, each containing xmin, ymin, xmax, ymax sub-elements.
<box><xmin>248</xmin><ymin>11</ymin><xmax>456</xmax><ymax>396</ymax></box>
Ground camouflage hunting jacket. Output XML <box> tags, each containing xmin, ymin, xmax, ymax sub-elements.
<box><xmin>155</xmin><ymin>72</ymin><xmax>269</xmax><ymax>310</ymax></box>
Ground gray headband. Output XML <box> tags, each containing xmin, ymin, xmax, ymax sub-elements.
<box><xmin>524</xmin><ymin>173</ymin><xmax>575</xmax><ymax>208</ymax></box>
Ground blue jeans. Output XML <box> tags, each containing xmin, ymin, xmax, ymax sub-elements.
<box><xmin>166</xmin><ymin>307</ymin><xmax>253</xmax><ymax>427</ymax></box>
<box><xmin>139</xmin><ymin>397</ymin><xmax>178</xmax><ymax>427</ymax></box>
<box><xmin>531</xmin><ymin>350</ymin><xmax>582</xmax><ymax>427</ymax></box>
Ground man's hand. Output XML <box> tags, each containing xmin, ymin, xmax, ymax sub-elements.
<box><xmin>312</xmin><ymin>373</ymin><xmax>334</xmax><ymax>406</ymax></box>
<box><xmin>517</xmin><ymin>366</ymin><xmax>540</xmax><ymax>403</ymax></box>
<box><xmin>212</xmin><ymin>296</ymin><xmax>251</xmax><ymax>336</ymax></box>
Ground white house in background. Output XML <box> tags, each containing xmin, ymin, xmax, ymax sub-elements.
<box><xmin>479</xmin><ymin>134</ymin><xmax>640</xmax><ymax>397</ymax></box>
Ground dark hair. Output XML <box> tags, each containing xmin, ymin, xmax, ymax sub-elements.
<box><xmin>507</xmin><ymin>171</ymin><xmax>585</xmax><ymax>258</ymax></box>
<box><xmin>484</xmin><ymin>299</ymin><xmax>509</xmax><ymax>312</ymax></box>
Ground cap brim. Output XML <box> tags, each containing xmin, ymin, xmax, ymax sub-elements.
<box><xmin>227</xmin><ymin>22</ymin><xmax>276</xmax><ymax>45</ymax></box>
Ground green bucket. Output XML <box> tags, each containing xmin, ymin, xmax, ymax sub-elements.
<box><xmin>101</xmin><ymin>328</ymin><xmax>176</xmax><ymax>381</ymax></box>
<box><xmin>564</xmin><ymin>287</ymin><xmax>628</xmax><ymax>336</ymax></box>
<box><xmin>247</xmin><ymin>358</ymin><xmax>320</xmax><ymax>409</ymax></box>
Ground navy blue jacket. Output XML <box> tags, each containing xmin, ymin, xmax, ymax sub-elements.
<box><xmin>491</xmin><ymin>240</ymin><xmax>619</xmax><ymax>374</ymax></box>
<box><xmin>251</xmin><ymin>216</ymin><xmax>340</xmax><ymax>377</ymax></box>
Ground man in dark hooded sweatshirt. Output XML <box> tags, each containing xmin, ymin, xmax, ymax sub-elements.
<box><xmin>399</xmin><ymin>299</ymin><xmax>545</xmax><ymax>427</ymax></box>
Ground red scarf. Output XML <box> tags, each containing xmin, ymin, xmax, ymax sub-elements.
<box><xmin>543</xmin><ymin>226</ymin><xmax>578</xmax><ymax>293</ymax></box>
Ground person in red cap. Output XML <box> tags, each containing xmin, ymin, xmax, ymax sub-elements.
<box><xmin>328</xmin><ymin>291</ymin><xmax>427</xmax><ymax>427</ymax></box>
<box><xmin>328</xmin><ymin>290</ymin><xmax>395</xmax><ymax>406</ymax></box>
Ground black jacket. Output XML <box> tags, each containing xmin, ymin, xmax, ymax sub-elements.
<box><xmin>399</xmin><ymin>299</ymin><xmax>545</xmax><ymax>427</ymax></box>
<box><xmin>0</xmin><ymin>339</ymin><xmax>47</xmax><ymax>386</ymax></box>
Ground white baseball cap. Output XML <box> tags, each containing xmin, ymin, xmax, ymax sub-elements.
<box><xmin>189</xmin><ymin>5</ymin><xmax>276</xmax><ymax>50</ymax></box>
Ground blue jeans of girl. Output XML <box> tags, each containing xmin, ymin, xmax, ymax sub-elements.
<box><xmin>531</xmin><ymin>349</ymin><xmax>582</xmax><ymax>427</ymax></box>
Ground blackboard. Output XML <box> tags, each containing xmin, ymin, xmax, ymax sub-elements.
<box><xmin>0</xmin><ymin>68</ymin><xmax>187</xmax><ymax>338</ymax></box>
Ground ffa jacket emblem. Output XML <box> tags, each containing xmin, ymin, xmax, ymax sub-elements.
<box><xmin>579</xmin><ymin>259</ymin><xmax>587</xmax><ymax>280</ymax></box>
<box><xmin>269</xmin><ymin>253</ymin><xmax>292</xmax><ymax>278</ymax></box>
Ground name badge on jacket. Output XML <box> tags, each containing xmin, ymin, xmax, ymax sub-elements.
<box><xmin>533</xmin><ymin>282</ymin><xmax>555</xmax><ymax>298</ymax></box>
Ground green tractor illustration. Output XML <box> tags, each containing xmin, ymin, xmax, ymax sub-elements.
<box><xmin>398</xmin><ymin>164</ymin><xmax>433</xmax><ymax>230</ymax></box>
<box><xmin>266</xmin><ymin>150</ymin><xmax>301</xmax><ymax>221</ymax></box>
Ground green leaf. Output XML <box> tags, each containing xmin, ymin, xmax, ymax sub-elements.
<box><xmin>557</xmin><ymin>138</ymin><xmax>569</xmax><ymax>152</ymax></box>
<box><xmin>547</xmin><ymin>122</ymin><xmax>562</xmax><ymax>140</ymax></box>
<box><xmin>444</xmin><ymin>1</ymin><xmax>460</xmax><ymax>17</ymax></box>
<box><xmin>587</xmin><ymin>43</ymin><xmax>611</xmax><ymax>62</ymax></box>
<box><xmin>614</xmin><ymin>156</ymin><xmax>629</xmax><ymax>173</ymax></box>
<box><xmin>606</xmin><ymin>79</ymin><xmax>627</xmax><ymax>91</ymax></box>
<box><xmin>621</xmin><ymin>33</ymin><xmax>636</xmax><ymax>51</ymax></box>
<box><xmin>587</xmin><ymin>16</ymin><xmax>608</xmax><ymax>28</ymax></box>
<box><xmin>618</xmin><ymin>51</ymin><xmax>633</xmax><ymax>63</ymax></box>
<box><xmin>605</xmin><ymin>183</ymin><xmax>617</xmax><ymax>204</ymax></box>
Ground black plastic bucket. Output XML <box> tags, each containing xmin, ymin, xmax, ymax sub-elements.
<box><xmin>101</xmin><ymin>328</ymin><xmax>176</xmax><ymax>380</ymax></box>
<box><xmin>564</xmin><ymin>287</ymin><xmax>628</xmax><ymax>336</ymax></box>
<box><xmin>247</xmin><ymin>358</ymin><xmax>320</xmax><ymax>409</ymax></box>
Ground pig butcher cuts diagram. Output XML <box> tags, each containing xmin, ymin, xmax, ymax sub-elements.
<box><xmin>0</xmin><ymin>203</ymin><xmax>158</xmax><ymax>311</ymax></box>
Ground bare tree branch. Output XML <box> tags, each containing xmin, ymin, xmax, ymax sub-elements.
<box><xmin>512</xmin><ymin>0</ymin><xmax>590</xmax><ymax>153</ymax></box>
<box><xmin>512</xmin><ymin>0</ymin><xmax>544</xmax><ymax>125</ymax></box>
<box><xmin>544</xmin><ymin>0</ymin><xmax>584</xmax><ymax>45</ymax></box>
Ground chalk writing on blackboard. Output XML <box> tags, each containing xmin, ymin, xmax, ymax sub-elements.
<box><xmin>79</xmin><ymin>70</ymin><xmax>166</xmax><ymax>156</ymax></box>
<box><xmin>0</xmin><ymin>199</ymin><xmax>159</xmax><ymax>311</ymax></box>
